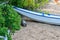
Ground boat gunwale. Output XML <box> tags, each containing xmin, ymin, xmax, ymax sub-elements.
<box><xmin>13</xmin><ymin>6</ymin><xmax>60</xmax><ymax>19</ymax></box>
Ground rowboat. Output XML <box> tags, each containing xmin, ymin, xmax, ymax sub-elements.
<box><xmin>13</xmin><ymin>6</ymin><xmax>60</xmax><ymax>25</ymax></box>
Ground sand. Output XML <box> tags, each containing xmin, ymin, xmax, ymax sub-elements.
<box><xmin>39</xmin><ymin>1</ymin><xmax>60</xmax><ymax>15</ymax></box>
<box><xmin>12</xmin><ymin>21</ymin><xmax>60</xmax><ymax>40</ymax></box>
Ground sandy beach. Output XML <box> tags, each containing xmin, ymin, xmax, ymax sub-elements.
<box><xmin>12</xmin><ymin>21</ymin><xmax>60</xmax><ymax>40</ymax></box>
<box><xmin>40</xmin><ymin>1</ymin><xmax>60</xmax><ymax>15</ymax></box>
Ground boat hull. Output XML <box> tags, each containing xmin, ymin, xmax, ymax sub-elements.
<box><xmin>13</xmin><ymin>6</ymin><xmax>60</xmax><ymax>25</ymax></box>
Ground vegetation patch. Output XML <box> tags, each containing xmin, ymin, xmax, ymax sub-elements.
<box><xmin>9</xmin><ymin>0</ymin><xmax>49</xmax><ymax>10</ymax></box>
<box><xmin>0</xmin><ymin>4</ymin><xmax>21</xmax><ymax>40</ymax></box>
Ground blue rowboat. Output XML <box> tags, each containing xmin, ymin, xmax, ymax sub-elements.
<box><xmin>13</xmin><ymin>6</ymin><xmax>60</xmax><ymax>25</ymax></box>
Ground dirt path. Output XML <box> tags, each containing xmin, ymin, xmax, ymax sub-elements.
<box><xmin>12</xmin><ymin>21</ymin><xmax>60</xmax><ymax>40</ymax></box>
